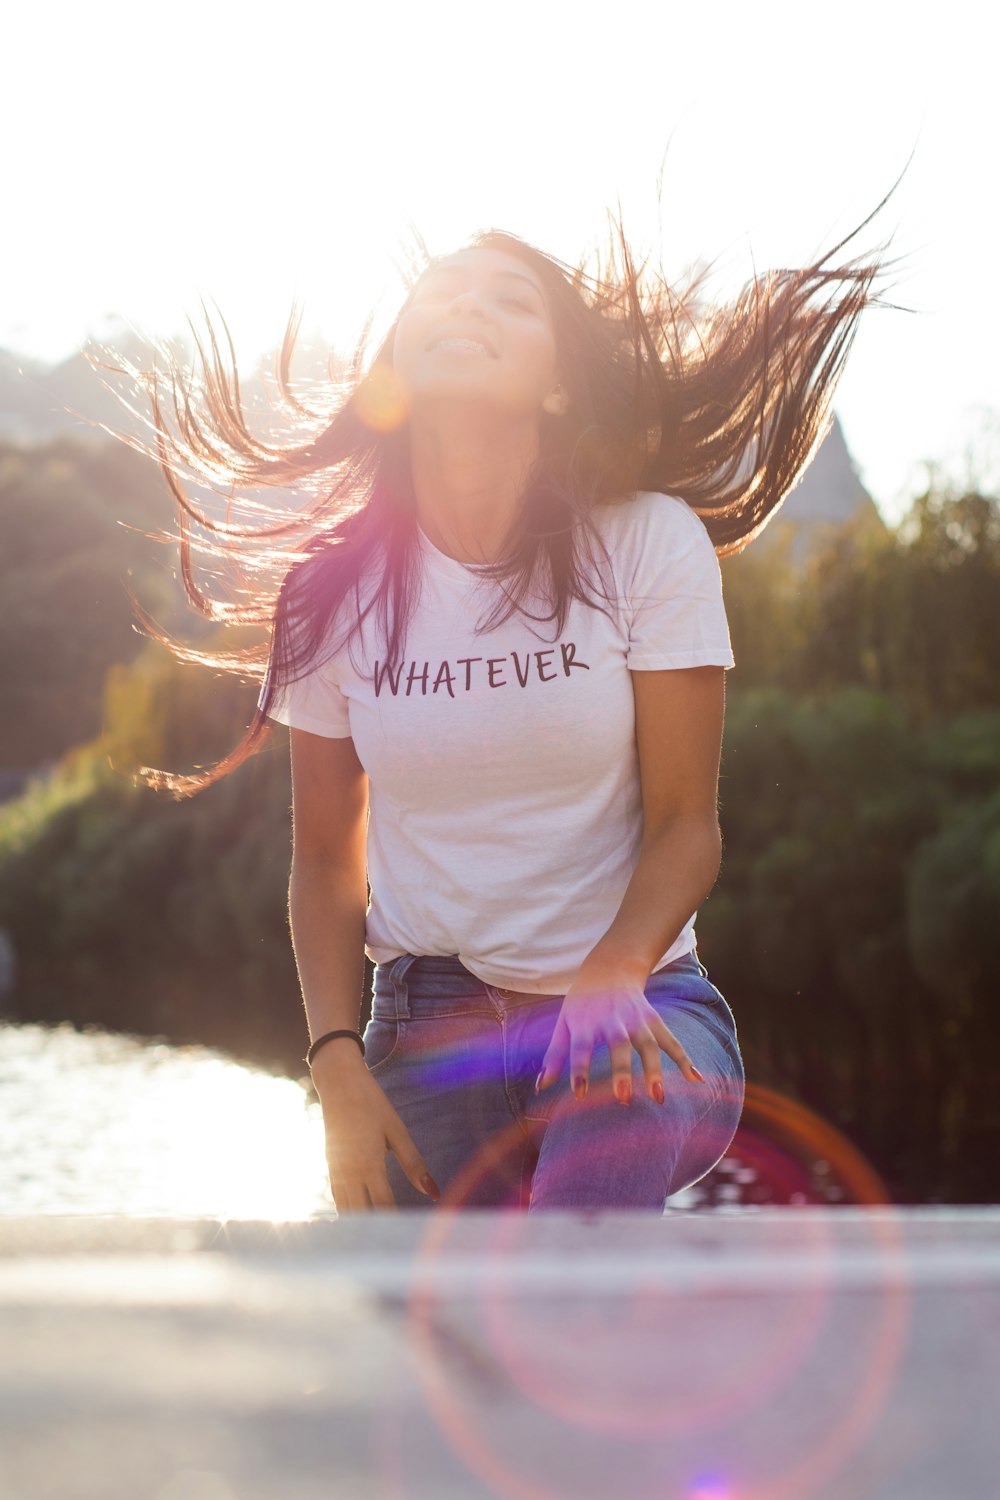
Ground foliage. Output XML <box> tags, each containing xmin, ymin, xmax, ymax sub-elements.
<box><xmin>700</xmin><ymin>687</ymin><xmax>1000</xmax><ymax>1202</ymax></box>
<box><xmin>0</xmin><ymin>434</ymin><xmax>208</xmax><ymax>766</ymax></box>
<box><xmin>719</xmin><ymin>485</ymin><xmax>1000</xmax><ymax>723</ymax></box>
<box><xmin>0</xmin><ymin>715</ymin><xmax>304</xmax><ymax>1073</ymax></box>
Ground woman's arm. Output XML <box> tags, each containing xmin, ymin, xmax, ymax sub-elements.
<box><xmin>536</xmin><ymin>665</ymin><xmax>727</xmax><ymax>1103</ymax></box>
<box><xmin>587</xmin><ymin>664</ymin><xmax>727</xmax><ymax>977</ymax></box>
<box><xmin>286</xmin><ymin>727</ymin><xmax>441</xmax><ymax>1209</ymax></box>
<box><xmin>287</xmin><ymin>727</ymin><xmax>370</xmax><ymax>1090</ymax></box>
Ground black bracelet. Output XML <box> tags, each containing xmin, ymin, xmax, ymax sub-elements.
<box><xmin>306</xmin><ymin>1029</ymin><xmax>366</xmax><ymax>1066</ymax></box>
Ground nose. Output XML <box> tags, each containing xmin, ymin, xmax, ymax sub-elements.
<box><xmin>446</xmin><ymin>287</ymin><xmax>487</xmax><ymax>316</ymax></box>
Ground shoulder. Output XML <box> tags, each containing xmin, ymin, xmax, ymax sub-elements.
<box><xmin>591</xmin><ymin>488</ymin><xmax>705</xmax><ymax>530</ymax></box>
<box><xmin>588</xmin><ymin>490</ymin><xmax>715</xmax><ymax>561</ymax></box>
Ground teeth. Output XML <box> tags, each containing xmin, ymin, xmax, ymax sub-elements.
<box><xmin>431</xmin><ymin>338</ymin><xmax>491</xmax><ymax>355</ymax></box>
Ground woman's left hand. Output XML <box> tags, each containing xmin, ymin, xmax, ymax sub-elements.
<box><xmin>535</xmin><ymin>956</ymin><xmax>707</xmax><ymax>1105</ymax></box>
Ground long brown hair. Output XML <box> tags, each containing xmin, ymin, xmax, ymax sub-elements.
<box><xmin>91</xmin><ymin>174</ymin><xmax>913</xmax><ymax>798</ymax></box>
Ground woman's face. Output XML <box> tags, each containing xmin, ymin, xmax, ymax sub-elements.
<box><xmin>391</xmin><ymin>247</ymin><xmax>562</xmax><ymax>424</ymax></box>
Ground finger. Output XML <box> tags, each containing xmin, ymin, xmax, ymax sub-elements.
<box><xmin>328</xmin><ymin>1172</ymin><xmax>348</xmax><ymax>1212</ymax></box>
<box><xmin>536</xmin><ymin>1012</ymin><xmax>571</xmax><ymax>1092</ymax></box>
<box><xmin>606</xmin><ymin>1030</ymin><xmax>634</xmax><ymax>1105</ymax></box>
<box><xmin>647</xmin><ymin>1012</ymin><xmax>708</xmax><ymax>1085</ymax></box>
<box><xmin>386</xmin><ymin>1124</ymin><xmax>442</xmax><ymax>1201</ymax></box>
<box><xmin>348</xmin><ymin>1181</ymin><xmax>374</xmax><ymax>1213</ymax></box>
<box><xmin>365</xmin><ymin>1174</ymin><xmax>399</xmax><ymax>1211</ymax></box>
<box><xmin>329</xmin><ymin>1162</ymin><xmax>377</xmax><ymax>1213</ymax></box>
<box><xmin>330</xmin><ymin>1176</ymin><xmax>363</xmax><ymax>1214</ymax></box>
<box><xmin>629</xmin><ymin>1025</ymin><xmax>666</xmax><ymax>1103</ymax></box>
<box><xmin>569</xmin><ymin>1031</ymin><xmax>596</xmax><ymax>1101</ymax></box>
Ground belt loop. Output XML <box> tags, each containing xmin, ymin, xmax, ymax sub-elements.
<box><xmin>389</xmin><ymin>953</ymin><xmax>418</xmax><ymax>1021</ymax></box>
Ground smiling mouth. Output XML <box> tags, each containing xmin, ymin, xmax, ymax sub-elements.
<box><xmin>427</xmin><ymin>337</ymin><xmax>496</xmax><ymax>357</ymax></box>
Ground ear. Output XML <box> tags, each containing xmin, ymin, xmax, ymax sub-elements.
<box><xmin>541</xmin><ymin>382</ymin><xmax>569</xmax><ymax>416</ymax></box>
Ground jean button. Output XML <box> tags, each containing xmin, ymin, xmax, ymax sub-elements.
<box><xmin>496</xmin><ymin>987</ymin><xmax>512</xmax><ymax>998</ymax></box>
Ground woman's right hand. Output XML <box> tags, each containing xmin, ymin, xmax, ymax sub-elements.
<box><xmin>311</xmin><ymin>1047</ymin><xmax>441</xmax><ymax>1212</ymax></box>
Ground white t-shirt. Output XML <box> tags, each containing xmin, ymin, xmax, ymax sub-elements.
<box><xmin>259</xmin><ymin>489</ymin><xmax>735</xmax><ymax>993</ymax></box>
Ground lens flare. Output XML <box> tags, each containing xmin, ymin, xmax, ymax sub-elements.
<box><xmin>361</xmin><ymin>1082</ymin><xmax>915</xmax><ymax>1500</ymax></box>
<box><xmin>355</xmin><ymin>363</ymin><xmax>408</xmax><ymax>432</ymax></box>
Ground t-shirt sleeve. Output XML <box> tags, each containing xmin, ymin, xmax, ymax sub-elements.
<box><xmin>257</xmin><ymin>646</ymin><xmax>353</xmax><ymax>738</ymax></box>
<box><xmin>622</xmin><ymin>493</ymin><xmax>736</xmax><ymax>670</ymax></box>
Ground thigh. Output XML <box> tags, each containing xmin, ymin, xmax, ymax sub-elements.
<box><xmin>361</xmin><ymin>1009</ymin><xmax>535</xmax><ymax>1210</ymax></box>
<box><xmin>521</xmin><ymin>969</ymin><xmax>745</xmax><ymax>1212</ymax></box>
<box><xmin>645</xmin><ymin>977</ymin><xmax>746</xmax><ymax>1200</ymax></box>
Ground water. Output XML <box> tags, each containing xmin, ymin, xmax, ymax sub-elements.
<box><xmin>0</xmin><ymin>1021</ymin><xmax>332</xmax><ymax>1218</ymax></box>
<box><xmin>0</xmin><ymin>1020</ymin><xmax>763</xmax><ymax>1216</ymax></box>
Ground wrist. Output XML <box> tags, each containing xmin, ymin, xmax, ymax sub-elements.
<box><xmin>308</xmin><ymin>1033</ymin><xmax>367</xmax><ymax>1078</ymax></box>
<box><xmin>579</xmin><ymin>943</ymin><xmax>651</xmax><ymax>986</ymax></box>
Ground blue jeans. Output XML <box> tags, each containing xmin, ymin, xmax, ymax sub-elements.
<box><xmin>362</xmin><ymin>947</ymin><xmax>745</xmax><ymax>1212</ymax></box>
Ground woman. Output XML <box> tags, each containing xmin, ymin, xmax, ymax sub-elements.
<box><xmin>105</xmin><ymin>192</ymin><xmax>905</xmax><ymax>1212</ymax></box>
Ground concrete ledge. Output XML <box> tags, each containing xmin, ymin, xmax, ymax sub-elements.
<box><xmin>2</xmin><ymin>1209</ymin><xmax>998</xmax><ymax>1500</ymax></box>
<box><xmin>2</xmin><ymin>1206</ymin><xmax>1000</xmax><ymax>1293</ymax></box>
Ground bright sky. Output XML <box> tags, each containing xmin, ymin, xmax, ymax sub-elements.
<box><xmin>5</xmin><ymin>0</ymin><xmax>997</xmax><ymax>524</ymax></box>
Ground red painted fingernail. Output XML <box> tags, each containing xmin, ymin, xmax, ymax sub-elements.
<box><xmin>534</xmin><ymin>1070</ymin><xmax>545</xmax><ymax>1094</ymax></box>
<box><xmin>651</xmin><ymin>1079</ymin><xmax>664</xmax><ymax>1105</ymax></box>
<box><xmin>420</xmin><ymin>1173</ymin><xmax>441</xmax><ymax>1201</ymax></box>
<box><xmin>573</xmin><ymin>1075</ymin><xmax>587</xmax><ymax>1100</ymax></box>
<box><xmin>691</xmin><ymin>1066</ymin><xmax>707</xmax><ymax>1083</ymax></box>
<box><xmin>615</xmin><ymin>1077</ymin><xmax>631</xmax><ymax>1105</ymax></box>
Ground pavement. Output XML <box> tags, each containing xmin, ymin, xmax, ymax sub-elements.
<box><xmin>1</xmin><ymin>1207</ymin><xmax>998</xmax><ymax>1500</ymax></box>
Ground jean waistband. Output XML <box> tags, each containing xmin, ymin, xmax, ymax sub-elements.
<box><xmin>370</xmin><ymin>948</ymin><xmax>705</xmax><ymax>1022</ymax></box>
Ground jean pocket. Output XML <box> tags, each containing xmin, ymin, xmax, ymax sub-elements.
<box><xmin>694</xmin><ymin>974</ymin><xmax>728</xmax><ymax>1008</ymax></box>
<box><xmin>362</xmin><ymin>1016</ymin><xmax>406</xmax><ymax>1074</ymax></box>
<box><xmin>647</xmin><ymin>967</ymin><xmax>729</xmax><ymax>1016</ymax></box>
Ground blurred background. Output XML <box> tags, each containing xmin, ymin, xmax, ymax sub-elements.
<box><xmin>1</xmin><ymin>0</ymin><xmax>996</xmax><ymax>1217</ymax></box>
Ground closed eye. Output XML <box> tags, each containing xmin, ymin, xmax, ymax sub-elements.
<box><xmin>410</xmin><ymin>282</ymin><xmax>539</xmax><ymax>315</ymax></box>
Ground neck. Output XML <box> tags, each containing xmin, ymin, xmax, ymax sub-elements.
<box><xmin>408</xmin><ymin>409</ymin><xmax>539</xmax><ymax>564</ymax></box>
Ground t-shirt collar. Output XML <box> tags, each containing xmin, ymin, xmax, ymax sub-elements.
<box><xmin>415</xmin><ymin>519</ymin><xmax>501</xmax><ymax>583</ymax></box>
